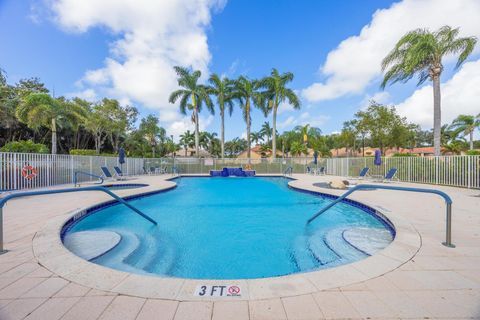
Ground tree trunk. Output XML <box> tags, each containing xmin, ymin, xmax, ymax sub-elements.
<box><xmin>152</xmin><ymin>145</ymin><xmax>155</xmax><ymax>158</ymax></box>
<box><xmin>469</xmin><ymin>131</ymin><xmax>473</xmax><ymax>150</ymax></box>
<box><xmin>51</xmin><ymin>118</ymin><xmax>57</xmax><ymax>155</ymax></box>
<box><xmin>432</xmin><ymin>75</ymin><xmax>442</xmax><ymax>156</ymax></box>
<box><xmin>272</xmin><ymin>105</ymin><xmax>277</xmax><ymax>159</ymax></box>
<box><xmin>192</xmin><ymin>95</ymin><xmax>200</xmax><ymax>158</ymax></box>
<box><xmin>221</xmin><ymin>109</ymin><xmax>225</xmax><ymax>160</ymax></box>
<box><xmin>246</xmin><ymin>102</ymin><xmax>251</xmax><ymax>162</ymax></box>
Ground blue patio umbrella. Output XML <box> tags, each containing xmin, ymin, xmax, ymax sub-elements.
<box><xmin>118</xmin><ymin>147</ymin><xmax>126</xmax><ymax>170</ymax></box>
<box><xmin>313</xmin><ymin>151</ymin><xmax>318</xmax><ymax>165</ymax></box>
<box><xmin>374</xmin><ymin>149</ymin><xmax>382</xmax><ymax>166</ymax></box>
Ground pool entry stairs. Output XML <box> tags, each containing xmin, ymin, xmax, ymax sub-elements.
<box><xmin>291</xmin><ymin>227</ymin><xmax>393</xmax><ymax>272</ymax></box>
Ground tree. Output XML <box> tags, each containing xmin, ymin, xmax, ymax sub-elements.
<box><xmin>250</xmin><ymin>131</ymin><xmax>263</xmax><ymax>146</ymax></box>
<box><xmin>294</xmin><ymin>124</ymin><xmax>321</xmax><ymax>147</ymax></box>
<box><xmin>381</xmin><ymin>25</ymin><xmax>477</xmax><ymax>156</ymax></box>
<box><xmin>139</xmin><ymin>115</ymin><xmax>165</xmax><ymax>158</ymax></box>
<box><xmin>169</xmin><ymin>66</ymin><xmax>213</xmax><ymax>157</ymax></box>
<box><xmin>207</xmin><ymin>74</ymin><xmax>234</xmax><ymax>159</ymax></box>
<box><xmin>259</xmin><ymin>121</ymin><xmax>273</xmax><ymax>145</ymax></box>
<box><xmin>232</xmin><ymin>76</ymin><xmax>263</xmax><ymax>161</ymax></box>
<box><xmin>16</xmin><ymin>93</ymin><xmax>85</xmax><ymax>154</ymax></box>
<box><xmin>179</xmin><ymin>130</ymin><xmax>195</xmax><ymax>156</ymax></box>
<box><xmin>449</xmin><ymin>115</ymin><xmax>480</xmax><ymax>150</ymax></box>
<box><xmin>352</xmin><ymin>101</ymin><xmax>415</xmax><ymax>155</ymax></box>
<box><xmin>290</xmin><ymin>141</ymin><xmax>308</xmax><ymax>156</ymax></box>
<box><xmin>259</xmin><ymin>68</ymin><xmax>300</xmax><ymax>158</ymax></box>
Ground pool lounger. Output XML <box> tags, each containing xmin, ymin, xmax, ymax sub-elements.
<box><xmin>372</xmin><ymin>168</ymin><xmax>398</xmax><ymax>183</ymax></box>
<box><xmin>349</xmin><ymin>167</ymin><xmax>369</xmax><ymax>180</ymax></box>
<box><xmin>101</xmin><ymin>166</ymin><xmax>123</xmax><ymax>181</ymax></box>
<box><xmin>113</xmin><ymin>166</ymin><xmax>127</xmax><ymax>180</ymax></box>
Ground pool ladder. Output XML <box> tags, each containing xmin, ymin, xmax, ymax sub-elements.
<box><xmin>73</xmin><ymin>171</ymin><xmax>104</xmax><ymax>187</ymax></box>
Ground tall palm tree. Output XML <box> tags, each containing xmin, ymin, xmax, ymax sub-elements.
<box><xmin>259</xmin><ymin>121</ymin><xmax>273</xmax><ymax>145</ymax></box>
<box><xmin>169</xmin><ymin>66</ymin><xmax>213</xmax><ymax>157</ymax></box>
<box><xmin>179</xmin><ymin>130</ymin><xmax>195</xmax><ymax>156</ymax></box>
<box><xmin>207</xmin><ymin>74</ymin><xmax>234</xmax><ymax>160</ymax></box>
<box><xmin>449</xmin><ymin>115</ymin><xmax>480</xmax><ymax>150</ymax></box>
<box><xmin>381</xmin><ymin>26</ymin><xmax>477</xmax><ymax>156</ymax></box>
<box><xmin>294</xmin><ymin>124</ymin><xmax>322</xmax><ymax>147</ymax></box>
<box><xmin>16</xmin><ymin>93</ymin><xmax>85</xmax><ymax>154</ymax></box>
<box><xmin>232</xmin><ymin>76</ymin><xmax>263</xmax><ymax>161</ymax></box>
<box><xmin>259</xmin><ymin>68</ymin><xmax>300</xmax><ymax>158</ymax></box>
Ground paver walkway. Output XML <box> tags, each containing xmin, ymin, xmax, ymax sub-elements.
<box><xmin>0</xmin><ymin>174</ymin><xmax>479</xmax><ymax>319</ymax></box>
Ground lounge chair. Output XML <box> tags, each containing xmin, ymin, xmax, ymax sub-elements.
<box><xmin>316</xmin><ymin>167</ymin><xmax>326</xmax><ymax>175</ymax></box>
<box><xmin>350</xmin><ymin>167</ymin><xmax>369</xmax><ymax>180</ymax></box>
<box><xmin>100</xmin><ymin>166</ymin><xmax>115</xmax><ymax>180</ymax></box>
<box><xmin>113</xmin><ymin>166</ymin><xmax>127</xmax><ymax>180</ymax></box>
<box><xmin>373</xmin><ymin>168</ymin><xmax>397</xmax><ymax>182</ymax></box>
<box><xmin>306</xmin><ymin>166</ymin><xmax>314</xmax><ymax>175</ymax></box>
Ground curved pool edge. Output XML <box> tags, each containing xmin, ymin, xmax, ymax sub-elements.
<box><xmin>33</xmin><ymin>176</ymin><xmax>421</xmax><ymax>301</ymax></box>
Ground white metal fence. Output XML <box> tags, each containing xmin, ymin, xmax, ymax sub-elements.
<box><xmin>1</xmin><ymin>152</ymin><xmax>479</xmax><ymax>191</ymax></box>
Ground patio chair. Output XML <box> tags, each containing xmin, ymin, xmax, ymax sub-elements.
<box><xmin>100</xmin><ymin>166</ymin><xmax>116</xmax><ymax>181</ymax></box>
<box><xmin>350</xmin><ymin>167</ymin><xmax>369</xmax><ymax>180</ymax></box>
<box><xmin>306</xmin><ymin>166</ymin><xmax>314</xmax><ymax>175</ymax></box>
<box><xmin>113</xmin><ymin>166</ymin><xmax>127</xmax><ymax>180</ymax></box>
<box><xmin>316</xmin><ymin>167</ymin><xmax>326</xmax><ymax>175</ymax></box>
<box><xmin>374</xmin><ymin>168</ymin><xmax>397</xmax><ymax>182</ymax></box>
<box><xmin>149</xmin><ymin>167</ymin><xmax>157</xmax><ymax>175</ymax></box>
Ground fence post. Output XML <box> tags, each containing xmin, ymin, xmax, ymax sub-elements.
<box><xmin>467</xmin><ymin>156</ymin><xmax>471</xmax><ymax>189</ymax></box>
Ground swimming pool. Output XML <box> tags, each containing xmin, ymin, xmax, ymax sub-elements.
<box><xmin>63</xmin><ymin>177</ymin><xmax>394</xmax><ymax>279</ymax></box>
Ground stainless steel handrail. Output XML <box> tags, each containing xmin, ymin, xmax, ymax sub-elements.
<box><xmin>306</xmin><ymin>184</ymin><xmax>455</xmax><ymax>248</ymax></box>
<box><xmin>0</xmin><ymin>186</ymin><xmax>158</xmax><ymax>253</ymax></box>
<box><xmin>73</xmin><ymin>171</ymin><xmax>104</xmax><ymax>187</ymax></box>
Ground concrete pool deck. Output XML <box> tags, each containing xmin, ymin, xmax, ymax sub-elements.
<box><xmin>0</xmin><ymin>174</ymin><xmax>479</xmax><ymax>319</ymax></box>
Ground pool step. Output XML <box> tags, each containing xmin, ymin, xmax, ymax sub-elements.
<box><xmin>323</xmin><ymin>228</ymin><xmax>369</xmax><ymax>262</ymax></box>
<box><xmin>143</xmin><ymin>233</ymin><xmax>176</xmax><ymax>275</ymax></box>
<box><xmin>92</xmin><ymin>231</ymin><xmax>150</xmax><ymax>275</ymax></box>
<box><xmin>123</xmin><ymin>232</ymin><xmax>158</xmax><ymax>270</ymax></box>
<box><xmin>308</xmin><ymin>232</ymin><xmax>340</xmax><ymax>265</ymax></box>
<box><xmin>291</xmin><ymin>236</ymin><xmax>320</xmax><ymax>272</ymax></box>
<box><xmin>342</xmin><ymin>227</ymin><xmax>393</xmax><ymax>255</ymax></box>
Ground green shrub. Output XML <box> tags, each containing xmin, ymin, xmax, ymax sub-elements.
<box><xmin>0</xmin><ymin>140</ymin><xmax>49</xmax><ymax>153</ymax></box>
<box><xmin>466</xmin><ymin>150</ymin><xmax>480</xmax><ymax>156</ymax></box>
<box><xmin>69</xmin><ymin>149</ymin><xmax>116</xmax><ymax>157</ymax></box>
<box><xmin>392</xmin><ymin>153</ymin><xmax>417</xmax><ymax>157</ymax></box>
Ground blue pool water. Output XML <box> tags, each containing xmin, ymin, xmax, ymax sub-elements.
<box><xmin>64</xmin><ymin>177</ymin><xmax>394</xmax><ymax>279</ymax></box>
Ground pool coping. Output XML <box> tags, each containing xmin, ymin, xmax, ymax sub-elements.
<box><xmin>32</xmin><ymin>176</ymin><xmax>421</xmax><ymax>301</ymax></box>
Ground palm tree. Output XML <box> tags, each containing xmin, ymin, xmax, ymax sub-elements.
<box><xmin>169</xmin><ymin>66</ymin><xmax>214</xmax><ymax>157</ymax></box>
<box><xmin>449</xmin><ymin>115</ymin><xmax>480</xmax><ymax>150</ymax></box>
<box><xmin>290</xmin><ymin>141</ymin><xmax>308</xmax><ymax>157</ymax></box>
<box><xmin>232</xmin><ymin>76</ymin><xmax>263</xmax><ymax>161</ymax></box>
<box><xmin>381</xmin><ymin>26</ymin><xmax>477</xmax><ymax>156</ymax></box>
<box><xmin>250</xmin><ymin>131</ymin><xmax>263</xmax><ymax>146</ymax></box>
<box><xmin>179</xmin><ymin>130</ymin><xmax>195</xmax><ymax>156</ymax></box>
<box><xmin>259</xmin><ymin>68</ymin><xmax>300</xmax><ymax>158</ymax></box>
<box><xmin>259</xmin><ymin>121</ymin><xmax>273</xmax><ymax>146</ymax></box>
<box><xmin>16</xmin><ymin>93</ymin><xmax>85</xmax><ymax>154</ymax></box>
<box><xmin>207</xmin><ymin>74</ymin><xmax>234</xmax><ymax>160</ymax></box>
<box><xmin>294</xmin><ymin>124</ymin><xmax>322</xmax><ymax>147</ymax></box>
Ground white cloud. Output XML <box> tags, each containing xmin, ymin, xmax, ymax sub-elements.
<box><xmin>167</xmin><ymin>115</ymin><xmax>214</xmax><ymax>138</ymax></box>
<box><xmin>397</xmin><ymin>59</ymin><xmax>480</xmax><ymax>128</ymax></box>
<box><xmin>277</xmin><ymin>101</ymin><xmax>294</xmax><ymax>114</ymax></box>
<box><xmin>302</xmin><ymin>0</ymin><xmax>480</xmax><ymax>102</ymax></box>
<box><xmin>49</xmin><ymin>0</ymin><xmax>225</xmax><ymax>130</ymax></box>
<box><xmin>277</xmin><ymin>113</ymin><xmax>329</xmax><ymax>130</ymax></box>
<box><xmin>359</xmin><ymin>91</ymin><xmax>391</xmax><ymax>109</ymax></box>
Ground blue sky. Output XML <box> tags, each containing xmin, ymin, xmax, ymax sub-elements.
<box><xmin>1</xmin><ymin>0</ymin><xmax>479</xmax><ymax>140</ymax></box>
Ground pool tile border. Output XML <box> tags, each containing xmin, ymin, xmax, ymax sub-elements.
<box><xmin>33</xmin><ymin>176</ymin><xmax>421</xmax><ymax>301</ymax></box>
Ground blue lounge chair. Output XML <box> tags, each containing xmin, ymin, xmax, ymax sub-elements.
<box><xmin>100</xmin><ymin>166</ymin><xmax>114</xmax><ymax>180</ymax></box>
<box><xmin>315</xmin><ymin>167</ymin><xmax>326</xmax><ymax>175</ymax></box>
<box><xmin>375</xmin><ymin>168</ymin><xmax>397</xmax><ymax>182</ymax></box>
<box><xmin>113</xmin><ymin>166</ymin><xmax>127</xmax><ymax>180</ymax></box>
<box><xmin>351</xmin><ymin>167</ymin><xmax>369</xmax><ymax>180</ymax></box>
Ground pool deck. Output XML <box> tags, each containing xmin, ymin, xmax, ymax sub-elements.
<box><xmin>0</xmin><ymin>174</ymin><xmax>479</xmax><ymax>319</ymax></box>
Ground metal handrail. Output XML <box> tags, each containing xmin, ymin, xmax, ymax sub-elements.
<box><xmin>306</xmin><ymin>184</ymin><xmax>454</xmax><ymax>248</ymax></box>
<box><xmin>284</xmin><ymin>166</ymin><xmax>293</xmax><ymax>176</ymax></box>
<box><xmin>0</xmin><ymin>186</ymin><xmax>158</xmax><ymax>253</ymax></box>
<box><xmin>73</xmin><ymin>171</ymin><xmax>104</xmax><ymax>187</ymax></box>
<box><xmin>172</xmin><ymin>166</ymin><xmax>181</xmax><ymax>176</ymax></box>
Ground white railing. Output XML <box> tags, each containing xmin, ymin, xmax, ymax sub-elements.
<box><xmin>1</xmin><ymin>152</ymin><xmax>479</xmax><ymax>191</ymax></box>
<box><xmin>0</xmin><ymin>152</ymin><xmax>144</xmax><ymax>191</ymax></box>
